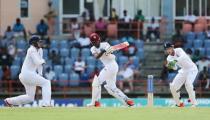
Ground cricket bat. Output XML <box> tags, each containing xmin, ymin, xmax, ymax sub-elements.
<box><xmin>105</xmin><ymin>41</ymin><xmax>129</xmax><ymax>55</ymax></box>
<box><xmin>111</xmin><ymin>41</ymin><xmax>129</xmax><ymax>51</ymax></box>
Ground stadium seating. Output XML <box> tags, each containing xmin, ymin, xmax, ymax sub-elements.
<box><xmin>184</xmin><ymin>39</ymin><xmax>193</xmax><ymax>48</ymax></box>
<box><xmin>58</xmin><ymin>73</ymin><xmax>69</xmax><ymax>87</ymax></box>
<box><xmin>69</xmin><ymin>73</ymin><xmax>80</xmax><ymax>86</ymax></box>
<box><xmin>59</xmin><ymin>40</ymin><xmax>68</xmax><ymax>49</ymax></box>
<box><xmin>64</xmin><ymin>57</ymin><xmax>74</xmax><ymax>65</ymax></box>
<box><xmin>16</xmin><ymin>40</ymin><xmax>27</xmax><ymax>50</ymax></box>
<box><xmin>64</xmin><ymin>65</ymin><xmax>73</xmax><ymax>73</ymax></box>
<box><xmin>206</xmin><ymin>48</ymin><xmax>210</xmax><ymax>57</ymax></box>
<box><xmin>50</xmin><ymin>40</ymin><xmax>59</xmax><ymax>49</ymax></box>
<box><xmin>193</xmin><ymin>39</ymin><xmax>203</xmax><ymax>49</ymax></box>
<box><xmin>135</xmin><ymin>40</ymin><xmax>144</xmax><ymax>48</ymax></box>
<box><xmin>10</xmin><ymin>65</ymin><xmax>20</xmax><ymax>80</ymax></box>
<box><xmin>53</xmin><ymin>65</ymin><xmax>63</xmax><ymax>77</ymax></box>
<box><xmin>81</xmin><ymin>48</ymin><xmax>91</xmax><ymax>58</ymax></box>
<box><xmin>60</xmin><ymin>48</ymin><xmax>69</xmax><ymax>58</ymax></box>
<box><xmin>12</xmin><ymin>57</ymin><xmax>21</xmax><ymax>65</ymax></box>
<box><xmin>186</xmin><ymin>32</ymin><xmax>195</xmax><ymax>41</ymax></box>
<box><xmin>197</xmin><ymin>48</ymin><xmax>205</xmax><ymax>56</ymax></box>
<box><xmin>86</xmin><ymin>65</ymin><xmax>95</xmax><ymax>75</ymax></box>
<box><xmin>86</xmin><ymin>56</ymin><xmax>96</xmax><ymax>66</ymax></box>
<box><xmin>204</xmin><ymin>40</ymin><xmax>210</xmax><ymax>49</ymax></box>
<box><xmin>118</xmin><ymin>56</ymin><xmax>128</xmax><ymax>66</ymax></box>
<box><xmin>137</xmin><ymin>49</ymin><xmax>144</xmax><ymax>60</ymax></box>
<box><xmin>70</xmin><ymin>48</ymin><xmax>80</xmax><ymax>59</ymax></box>
<box><xmin>196</xmin><ymin>32</ymin><xmax>205</xmax><ymax>40</ymax></box>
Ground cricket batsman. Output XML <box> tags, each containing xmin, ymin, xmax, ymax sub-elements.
<box><xmin>164</xmin><ymin>42</ymin><xmax>198</xmax><ymax>107</ymax></box>
<box><xmin>87</xmin><ymin>33</ymin><xmax>134</xmax><ymax>107</ymax></box>
<box><xmin>4</xmin><ymin>35</ymin><xmax>51</xmax><ymax>107</ymax></box>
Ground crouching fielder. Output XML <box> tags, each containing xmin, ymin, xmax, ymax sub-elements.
<box><xmin>4</xmin><ymin>35</ymin><xmax>51</xmax><ymax>107</ymax></box>
<box><xmin>87</xmin><ymin>33</ymin><xmax>134</xmax><ymax>107</ymax></box>
<box><xmin>164</xmin><ymin>43</ymin><xmax>198</xmax><ymax>107</ymax></box>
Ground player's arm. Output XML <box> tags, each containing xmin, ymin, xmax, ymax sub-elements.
<box><xmin>37</xmin><ymin>49</ymin><xmax>44</xmax><ymax>75</ymax></box>
<box><xmin>30</xmin><ymin>49</ymin><xmax>45</xmax><ymax>66</ymax></box>
<box><xmin>93</xmin><ymin>49</ymin><xmax>106</xmax><ymax>59</ymax></box>
<box><xmin>176</xmin><ymin>48</ymin><xmax>187</xmax><ymax>62</ymax></box>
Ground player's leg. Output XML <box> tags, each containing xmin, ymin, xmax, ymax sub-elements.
<box><xmin>5</xmin><ymin>74</ymin><xmax>36</xmax><ymax>106</ymax></box>
<box><xmin>33</xmin><ymin>74</ymin><xmax>51</xmax><ymax>106</ymax></box>
<box><xmin>103</xmin><ymin>66</ymin><xmax>133</xmax><ymax>106</ymax></box>
<box><xmin>170</xmin><ymin>72</ymin><xmax>186</xmax><ymax>106</ymax></box>
<box><xmin>185</xmin><ymin>70</ymin><xmax>198</xmax><ymax>106</ymax></box>
<box><xmin>87</xmin><ymin>75</ymin><xmax>102</xmax><ymax>107</ymax></box>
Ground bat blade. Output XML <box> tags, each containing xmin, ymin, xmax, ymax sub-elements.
<box><xmin>112</xmin><ymin>41</ymin><xmax>129</xmax><ymax>51</ymax></box>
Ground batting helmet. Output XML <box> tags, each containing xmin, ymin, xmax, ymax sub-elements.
<box><xmin>164</xmin><ymin>42</ymin><xmax>173</xmax><ymax>50</ymax></box>
<box><xmin>29</xmin><ymin>35</ymin><xmax>41</xmax><ymax>45</ymax></box>
<box><xmin>89</xmin><ymin>33</ymin><xmax>100</xmax><ymax>43</ymax></box>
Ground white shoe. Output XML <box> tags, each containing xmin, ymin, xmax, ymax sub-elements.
<box><xmin>87</xmin><ymin>101</ymin><xmax>101</xmax><ymax>107</ymax></box>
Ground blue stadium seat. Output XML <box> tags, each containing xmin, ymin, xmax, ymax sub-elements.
<box><xmin>110</xmin><ymin>40</ymin><xmax>120</xmax><ymax>46</ymax></box>
<box><xmin>118</xmin><ymin>56</ymin><xmax>128</xmax><ymax>66</ymax></box>
<box><xmin>196</xmin><ymin>32</ymin><xmax>205</xmax><ymax>40</ymax></box>
<box><xmin>206</xmin><ymin>48</ymin><xmax>210</xmax><ymax>57</ymax></box>
<box><xmin>64</xmin><ymin>65</ymin><xmax>73</xmax><ymax>73</ymax></box>
<box><xmin>186</xmin><ymin>32</ymin><xmax>195</xmax><ymax>40</ymax></box>
<box><xmin>196</xmin><ymin>48</ymin><xmax>205</xmax><ymax>56</ymax></box>
<box><xmin>86</xmin><ymin>56</ymin><xmax>96</xmax><ymax>66</ymax></box>
<box><xmin>193</xmin><ymin>39</ymin><xmax>203</xmax><ymax>49</ymax></box>
<box><xmin>184</xmin><ymin>39</ymin><xmax>193</xmax><ymax>48</ymax></box>
<box><xmin>10</xmin><ymin>65</ymin><xmax>20</xmax><ymax>79</ymax></box>
<box><xmin>135</xmin><ymin>40</ymin><xmax>144</xmax><ymax>48</ymax></box>
<box><xmin>60</xmin><ymin>48</ymin><xmax>69</xmax><ymax>58</ymax></box>
<box><xmin>137</xmin><ymin>49</ymin><xmax>144</xmax><ymax>60</ymax></box>
<box><xmin>12</xmin><ymin>57</ymin><xmax>21</xmax><ymax>65</ymax></box>
<box><xmin>86</xmin><ymin>65</ymin><xmax>95</xmax><ymax>75</ymax></box>
<box><xmin>69</xmin><ymin>73</ymin><xmax>80</xmax><ymax>86</ymax></box>
<box><xmin>45</xmin><ymin>60</ymin><xmax>52</xmax><ymax>67</ymax></box>
<box><xmin>58</xmin><ymin>73</ymin><xmax>69</xmax><ymax>86</ymax></box>
<box><xmin>81</xmin><ymin>48</ymin><xmax>90</xmax><ymax>58</ymax></box>
<box><xmin>50</xmin><ymin>40</ymin><xmax>59</xmax><ymax>49</ymax></box>
<box><xmin>70</xmin><ymin>48</ymin><xmax>80</xmax><ymax>59</ymax></box>
<box><xmin>64</xmin><ymin>57</ymin><xmax>74</xmax><ymax>65</ymax></box>
<box><xmin>204</xmin><ymin>40</ymin><xmax>210</xmax><ymax>49</ymax></box>
<box><xmin>53</xmin><ymin>65</ymin><xmax>63</xmax><ymax>76</ymax></box>
<box><xmin>131</xmin><ymin>56</ymin><xmax>140</xmax><ymax>68</ymax></box>
<box><xmin>59</xmin><ymin>40</ymin><xmax>68</xmax><ymax>49</ymax></box>
<box><xmin>17</xmin><ymin>40</ymin><xmax>27</xmax><ymax>50</ymax></box>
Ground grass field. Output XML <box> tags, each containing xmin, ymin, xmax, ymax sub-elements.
<box><xmin>0</xmin><ymin>107</ymin><xmax>210</xmax><ymax>120</ymax></box>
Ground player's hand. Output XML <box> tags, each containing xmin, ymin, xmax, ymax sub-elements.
<box><xmin>167</xmin><ymin>60</ymin><xmax>177</xmax><ymax>70</ymax></box>
<box><xmin>106</xmin><ymin>47</ymin><xmax>114</xmax><ymax>54</ymax></box>
<box><xmin>100</xmin><ymin>48</ymin><xmax>106</xmax><ymax>53</ymax></box>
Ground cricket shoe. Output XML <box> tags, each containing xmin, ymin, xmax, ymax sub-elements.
<box><xmin>126</xmin><ymin>99</ymin><xmax>134</xmax><ymax>107</ymax></box>
<box><xmin>87</xmin><ymin>101</ymin><xmax>101</xmax><ymax>107</ymax></box>
<box><xmin>176</xmin><ymin>102</ymin><xmax>184</xmax><ymax>107</ymax></box>
<box><xmin>4</xmin><ymin>99</ymin><xmax>13</xmax><ymax>107</ymax></box>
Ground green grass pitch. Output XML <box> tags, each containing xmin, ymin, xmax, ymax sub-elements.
<box><xmin>0</xmin><ymin>107</ymin><xmax>210</xmax><ymax>120</ymax></box>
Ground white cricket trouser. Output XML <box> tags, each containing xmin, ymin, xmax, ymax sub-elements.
<box><xmin>98</xmin><ymin>62</ymin><xmax>128</xmax><ymax>103</ymax></box>
<box><xmin>6</xmin><ymin>71</ymin><xmax>51</xmax><ymax>106</ymax></box>
<box><xmin>170</xmin><ymin>68</ymin><xmax>198</xmax><ymax>105</ymax></box>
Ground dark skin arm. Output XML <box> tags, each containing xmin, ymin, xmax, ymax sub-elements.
<box><xmin>93</xmin><ymin>49</ymin><xmax>106</xmax><ymax>59</ymax></box>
